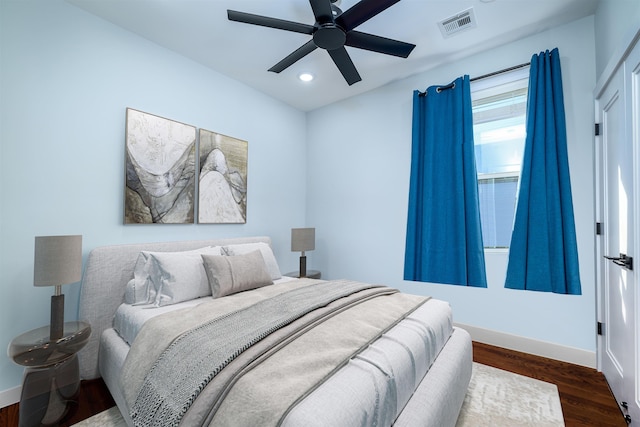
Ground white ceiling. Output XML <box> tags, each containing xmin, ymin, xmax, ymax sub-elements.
<box><xmin>66</xmin><ymin>0</ymin><xmax>598</xmax><ymax>111</ymax></box>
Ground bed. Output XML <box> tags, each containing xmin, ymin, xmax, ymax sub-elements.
<box><xmin>77</xmin><ymin>236</ymin><xmax>472</xmax><ymax>426</ymax></box>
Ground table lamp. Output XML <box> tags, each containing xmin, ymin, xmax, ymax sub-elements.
<box><xmin>291</xmin><ymin>228</ymin><xmax>315</xmax><ymax>278</ymax></box>
<box><xmin>34</xmin><ymin>235</ymin><xmax>82</xmax><ymax>341</ymax></box>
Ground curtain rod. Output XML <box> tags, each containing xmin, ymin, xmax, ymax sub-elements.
<box><xmin>470</xmin><ymin>61</ymin><xmax>530</xmax><ymax>82</ymax></box>
<box><xmin>418</xmin><ymin>61</ymin><xmax>531</xmax><ymax>96</ymax></box>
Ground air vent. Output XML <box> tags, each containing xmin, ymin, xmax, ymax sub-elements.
<box><xmin>438</xmin><ymin>8</ymin><xmax>477</xmax><ymax>38</ymax></box>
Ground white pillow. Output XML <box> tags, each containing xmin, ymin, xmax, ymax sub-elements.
<box><xmin>222</xmin><ymin>242</ymin><xmax>282</xmax><ymax>280</ymax></box>
<box><xmin>149</xmin><ymin>246</ymin><xmax>223</xmax><ymax>306</ymax></box>
<box><xmin>202</xmin><ymin>250</ymin><xmax>273</xmax><ymax>298</ymax></box>
<box><xmin>131</xmin><ymin>253</ymin><xmax>158</xmax><ymax>305</ymax></box>
<box><xmin>124</xmin><ymin>279</ymin><xmax>141</xmax><ymax>305</ymax></box>
<box><xmin>131</xmin><ymin>246</ymin><xmax>223</xmax><ymax>306</ymax></box>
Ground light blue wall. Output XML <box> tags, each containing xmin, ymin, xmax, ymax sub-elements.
<box><xmin>0</xmin><ymin>0</ymin><xmax>307</xmax><ymax>394</ymax></box>
<box><xmin>306</xmin><ymin>16</ymin><xmax>597</xmax><ymax>352</ymax></box>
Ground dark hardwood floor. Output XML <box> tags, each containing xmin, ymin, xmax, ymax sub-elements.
<box><xmin>0</xmin><ymin>378</ymin><xmax>114</xmax><ymax>427</ymax></box>
<box><xmin>0</xmin><ymin>341</ymin><xmax>627</xmax><ymax>426</ymax></box>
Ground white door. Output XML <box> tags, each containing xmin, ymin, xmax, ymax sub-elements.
<box><xmin>596</xmin><ymin>38</ymin><xmax>640</xmax><ymax>425</ymax></box>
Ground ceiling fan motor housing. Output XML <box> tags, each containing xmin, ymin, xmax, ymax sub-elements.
<box><xmin>313</xmin><ymin>23</ymin><xmax>346</xmax><ymax>50</ymax></box>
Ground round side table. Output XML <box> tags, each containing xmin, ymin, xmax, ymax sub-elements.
<box><xmin>284</xmin><ymin>270</ymin><xmax>321</xmax><ymax>279</ymax></box>
<box><xmin>8</xmin><ymin>321</ymin><xmax>91</xmax><ymax>427</ymax></box>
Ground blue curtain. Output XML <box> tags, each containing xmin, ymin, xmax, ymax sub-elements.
<box><xmin>404</xmin><ymin>76</ymin><xmax>487</xmax><ymax>287</ymax></box>
<box><xmin>505</xmin><ymin>48</ymin><xmax>581</xmax><ymax>294</ymax></box>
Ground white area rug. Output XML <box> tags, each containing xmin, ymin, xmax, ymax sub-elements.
<box><xmin>74</xmin><ymin>363</ymin><xmax>564</xmax><ymax>426</ymax></box>
<box><xmin>73</xmin><ymin>406</ymin><xmax>126</xmax><ymax>427</ymax></box>
<box><xmin>456</xmin><ymin>363</ymin><xmax>564</xmax><ymax>427</ymax></box>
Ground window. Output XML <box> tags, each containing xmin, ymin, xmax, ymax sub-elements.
<box><xmin>472</xmin><ymin>69</ymin><xmax>529</xmax><ymax>248</ymax></box>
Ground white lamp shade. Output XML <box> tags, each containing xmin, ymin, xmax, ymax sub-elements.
<box><xmin>291</xmin><ymin>228</ymin><xmax>315</xmax><ymax>252</ymax></box>
<box><xmin>34</xmin><ymin>235</ymin><xmax>82</xmax><ymax>287</ymax></box>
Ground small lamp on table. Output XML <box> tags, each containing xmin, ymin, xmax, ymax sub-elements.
<box><xmin>291</xmin><ymin>228</ymin><xmax>315</xmax><ymax>278</ymax></box>
<box><xmin>34</xmin><ymin>235</ymin><xmax>82</xmax><ymax>340</ymax></box>
<box><xmin>8</xmin><ymin>235</ymin><xmax>85</xmax><ymax>427</ymax></box>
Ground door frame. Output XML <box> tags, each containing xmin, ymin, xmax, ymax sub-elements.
<box><xmin>594</xmin><ymin>28</ymin><xmax>640</xmax><ymax>423</ymax></box>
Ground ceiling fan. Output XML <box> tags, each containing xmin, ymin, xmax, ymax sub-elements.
<box><xmin>227</xmin><ymin>0</ymin><xmax>416</xmax><ymax>85</ymax></box>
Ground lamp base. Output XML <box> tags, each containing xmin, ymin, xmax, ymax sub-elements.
<box><xmin>50</xmin><ymin>294</ymin><xmax>64</xmax><ymax>341</ymax></box>
<box><xmin>299</xmin><ymin>255</ymin><xmax>307</xmax><ymax>278</ymax></box>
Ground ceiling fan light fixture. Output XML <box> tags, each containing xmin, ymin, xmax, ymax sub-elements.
<box><xmin>298</xmin><ymin>72</ymin><xmax>314</xmax><ymax>82</ymax></box>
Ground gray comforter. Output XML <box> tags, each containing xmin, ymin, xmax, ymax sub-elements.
<box><xmin>120</xmin><ymin>280</ymin><xmax>429</xmax><ymax>426</ymax></box>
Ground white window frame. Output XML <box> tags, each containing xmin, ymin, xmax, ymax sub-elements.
<box><xmin>471</xmin><ymin>67</ymin><xmax>529</xmax><ymax>251</ymax></box>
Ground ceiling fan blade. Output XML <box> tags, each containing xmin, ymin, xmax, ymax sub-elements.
<box><xmin>328</xmin><ymin>47</ymin><xmax>362</xmax><ymax>85</ymax></box>
<box><xmin>228</xmin><ymin>10</ymin><xmax>314</xmax><ymax>35</ymax></box>
<box><xmin>268</xmin><ymin>40</ymin><xmax>318</xmax><ymax>73</ymax></box>
<box><xmin>309</xmin><ymin>0</ymin><xmax>334</xmax><ymax>24</ymax></box>
<box><xmin>346</xmin><ymin>31</ymin><xmax>415</xmax><ymax>58</ymax></box>
<box><xmin>336</xmin><ymin>0</ymin><xmax>401</xmax><ymax>31</ymax></box>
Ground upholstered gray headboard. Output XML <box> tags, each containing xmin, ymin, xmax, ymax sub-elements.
<box><xmin>77</xmin><ymin>236</ymin><xmax>272</xmax><ymax>380</ymax></box>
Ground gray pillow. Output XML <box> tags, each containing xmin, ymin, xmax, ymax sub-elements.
<box><xmin>222</xmin><ymin>242</ymin><xmax>282</xmax><ymax>280</ymax></box>
<box><xmin>202</xmin><ymin>250</ymin><xmax>273</xmax><ymax>298</ymax></box>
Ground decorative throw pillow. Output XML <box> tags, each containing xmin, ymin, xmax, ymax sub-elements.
<box><xmin>202</xmin><ymin>250</ymin><xmax>273</xmax><ymax>298</ymax></box>
<box><xmin>222</xmin><ymin>242</ymin><xmax>282</xmax><ymax>280</ymax></box>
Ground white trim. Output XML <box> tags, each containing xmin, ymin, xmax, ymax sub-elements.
<box><xmin>477</xmin><ymin>171</ymin><xmax>519</xmax><ymax>180</ymax></box>
<box><xmin>594</xmin><ymin>93</ymin><xmax>604</xmax><ymax>373</ymax></box>
<box><xmin>471</xmin><ymin>67</ymin><xmax>530</xmax><ymax>94</ymax></box>
<box><xmin>456</xmin><ymin>322</ymin><xmax>597</xmax><ymax>369</ymax></box>
<box><xmin>0</xmin><ymin>385</ymin><xmax>20</xmax><ymax>409</ymax></box>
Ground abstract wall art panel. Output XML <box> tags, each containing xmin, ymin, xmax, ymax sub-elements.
<box><xmin>124</xmin><ymin>108</ymin><xmax>196</xmax><ymax>224</ymax></box>
<box><xmin>198</xmin><ymin>129</ymin><xmax>248</xmax><ymax>224</ymax></box>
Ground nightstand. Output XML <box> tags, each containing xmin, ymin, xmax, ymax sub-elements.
<box><xmin>8</xmin><ymin>321</ymin><xmax>91</xmax><ymax>427</ymax></box>
<box><xmin>284</xmin><ymin>270</ymin><xmax>321</xmax><ymax>279</ymax></box>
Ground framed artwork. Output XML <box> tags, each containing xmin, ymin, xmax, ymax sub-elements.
<box><xmin>198</xmin><ymin>129</ymin><xmax>248</xmax><ymax>223</ymax></box>
<box><xmin>124</xmin><ymin>108</ymin><xmax>196</xmax><ymax>224</ymax></box>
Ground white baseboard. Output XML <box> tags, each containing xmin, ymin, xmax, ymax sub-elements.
<box><xmin>0</xmin><ymin>385</ymin><xmax>20</xmax><ymax>409</ymax></box>
<box><xmin>456</xmin><ymin>322</ymin><xmax>597</xmax><ymax>369</ymax></box>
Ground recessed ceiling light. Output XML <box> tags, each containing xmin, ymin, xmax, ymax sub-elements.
<box><xmin>298</xmin><ymin>73</ymin><xmax>314</xmax><ymax>82</ymax></box>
